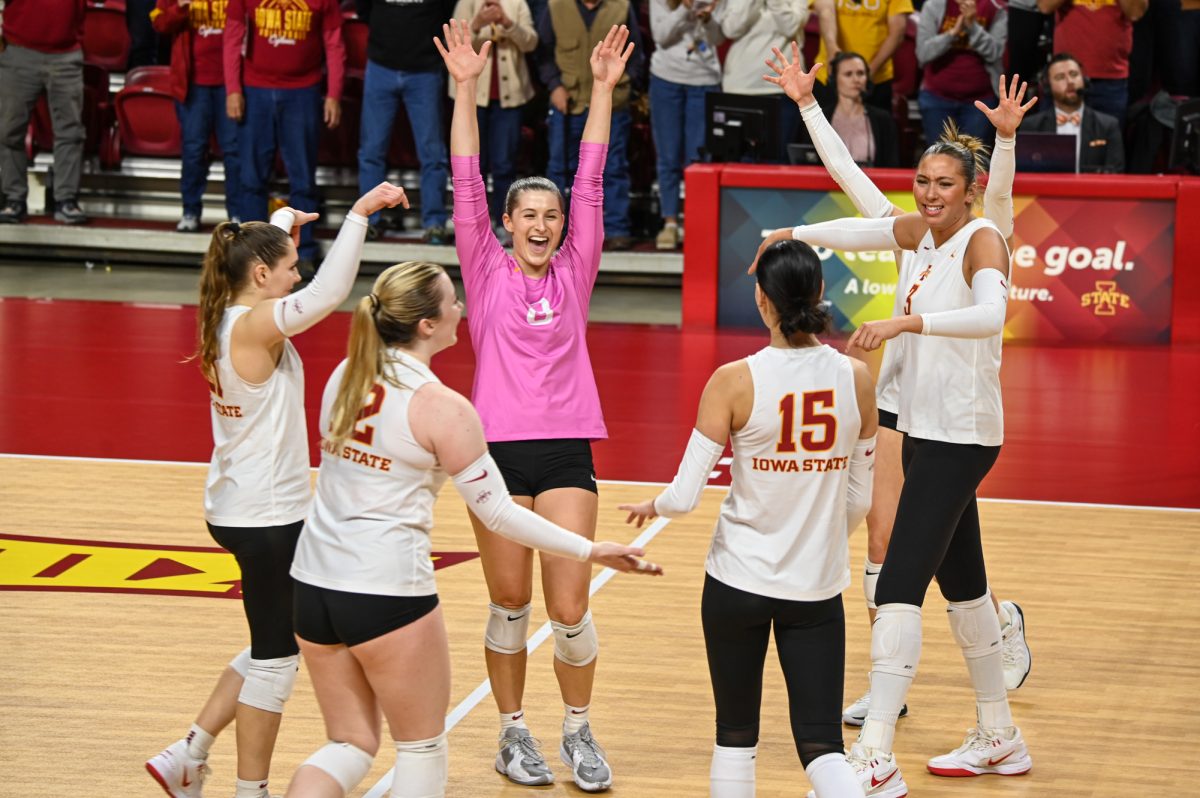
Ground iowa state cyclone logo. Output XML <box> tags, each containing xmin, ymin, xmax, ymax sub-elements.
<box><xmin>0</xmin><ymin>533</ymin><xmax>478</xmax><ymax>599</ymax></box>
<box><xmin>1080</xmin><ymin>281</ymin><xmax>1131</xmax><ymax>316</ymax></box>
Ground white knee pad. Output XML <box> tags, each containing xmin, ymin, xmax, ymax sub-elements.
<box><xmin>485</xmin><ymin>603</ymin><xmax>531</xmax><ymax>655</ymax></box>
<box><xmin>228</xmin><ymin>646</ymin><xmax>252</xmax><ymax>678</ymax></box>
<box><xmin>391</xmin><ymin>733</ymin><xmax>448</xmax><ymax>798</ymax></box>
<box><xmin>947</xmin><ymin>594</ymin><xmax>1001</xmax><ymax>660</ymax></box>
<box><xmin>871</xmin><ymin>604</ymin><xmax>922</xmax><ymax>680</ymax></box>
<box><xmin>862</xmin><ymin>559</ymin><xmax>882</xmax><ymax>610</ymax></box>
<box><xmin>238</xmin><ymin>655</ymin><xmax>299</xmax><ymax>713</ymax></box>
<box><xmin>302</xmin><ymin>741</ymin><xmax>374</xmax><ymax>794</ymax></box>
<box><xmin>551</xmin><ymin>610</ymin><xmax>598</xmax><ymax>667</ymax></box>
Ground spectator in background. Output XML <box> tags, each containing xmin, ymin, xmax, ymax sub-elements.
<box><xmin>811</xmin><ymin>0</ymin><xmax>912</xmax><ymax>113</ymax></box>
<box><xmin>536</xmin><ymin>0</ymin><xmax>645</xmax><ymax>250</ymax></box>
<box><xmin>128</xmin><ymin>0</ymin><xmax>164</xmax><ymax>69</ymax></box>
<box><xmin>152</xmin><ymin>0</ymin><xmax>243</xmax><ymax>231</ymax></box>
<box><xmin>1023</xmin><ymin>52</ymin><xmax>1124</xmax><ymax>172</ymax></box>
<box><xmin>0</xmin><ymin>0</ymin><xmax>89</xmax><ymax>225</ymax></box>
<box><xmin>716</xmin><ymin>0</ymin><xmax>807</xmax><ymax>152</ymax></box>
<box><xmin>1037</xmin><ymin>0</ymin><xmax>1147</xmax><ymax>125</ymax></box>
<box><xmin>1006</xmin><ymin>0</ymin><xmax>1051</xmax><ymax>95</ymax></box>
<box><xmin>796</xmin><ymin>51</ymin><xmax>899</xmax><ymax>165</ymax></box>
<box><xmin>224</xmin><ymin>0</ymin><xmax>345</xmax><ymax>271</ymax></box>
<box><xmin>916</xmin><ymin>0</ymin><xmax>1006</xmax><ymax>145</ymax></box>
<box><xmin>451</xmin><ymin>0</ymin><xmax>539</xmax><ymax>247</ymax></box>
<box><xmin>357</xmin><ymin>0</ymin><xmax>456</xmax><ymax>245</ymax></box>
<box><xmin>649</xmin><ymin>0</ymin><xmax>723</xmax><ymax>249</ymax></box>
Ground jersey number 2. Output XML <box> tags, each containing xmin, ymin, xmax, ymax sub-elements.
<box><xmin>352</xmin><ymin>384</ymin><xmax>386</xmax><ymax>446</ymax></box>
<box><xmin>776</xmin><ymin>391</ymin><xmax>836</xmax><ymax>453</ymax></box>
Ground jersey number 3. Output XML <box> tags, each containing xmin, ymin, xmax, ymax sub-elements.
<box><xmin>352</xmin><ymin>384</ymin><xmax>386</xmax><ymax>446</ymax></box>
<box><xmin>776</xmin><ymin>391</ymin><xmax>836</xmax><ymax>453</ymax></box>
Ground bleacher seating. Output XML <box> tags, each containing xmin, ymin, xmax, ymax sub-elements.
<box><xmin>112</xmin><ymin>66</ymin><xmax>182</xmax><ymax>161</ymax></box>
<box><xmin>81</xmin><ymin>0</ymin><xmax>131</xmax><ymax>73</ymax></box>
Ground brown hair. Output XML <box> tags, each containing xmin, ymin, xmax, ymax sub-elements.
<box><xmin>919</xmin><ymin>120</ymin><xmax>990</xmax><ymax>208</ymax></box>
<box><xmin>193</xmin><ymin>221</ymin><xmax>292</xmax><ymax>385</ymax></box>
<box><xmin>326</xmin><ymin>261</ymin><xmax>447</xmax><ymax>448</ymax></box>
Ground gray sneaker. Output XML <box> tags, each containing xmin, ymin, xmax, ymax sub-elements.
<box><xmin>560</xmin><ymin>723</ymin><xmax>612</xmax><ymax>792</ymax></box>
<box><xmin>495</xmin><ymin>726</ymin><xmax>554</xmax><ymax>786</ymax></box>
<box><xmin>176</xmin><ymin>214</ymin><xmax>199</xmax><ymax>232</ymax></box>
<box><xmin>54</xmin><ymin>200</ymin><xmax>88</xmax><ymax>225</ymax></box>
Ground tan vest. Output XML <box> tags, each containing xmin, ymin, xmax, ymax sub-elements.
<box><xmin>549</xmin><ymin>0</ymin><xmax>631</xmax><ymax>113</ymax></box>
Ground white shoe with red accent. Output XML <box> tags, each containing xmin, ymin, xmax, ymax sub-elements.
<box><xmin>146</xmin><ymin>739</ymin><xmax>210</xmax><ymax>798</ymax></box>
<box><xmin>927</xmin><ymin>726</ymin><xmax>1032</xmax><ymax>777</ymax></box>
<box><xmin>806</xmin><ymin>743</ymin><xmax>908</xmax><ymax>798</ymax></box>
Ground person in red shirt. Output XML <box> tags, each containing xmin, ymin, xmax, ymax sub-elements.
<box><xmin>0</xmin><ymin>0</ymin><xmax>89</xmax><ymax>225</ymax></box>
<box><xmin>152</xmin><ymin>0</ymin><xmax>244</xmax><ymax>231</ymax></box>
<box><xmin>224</xmin><ymin>0</ymin><xmax>345</xmax><ymax>269</ymax></box>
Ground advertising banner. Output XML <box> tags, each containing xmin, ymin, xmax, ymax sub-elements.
<box><xmin>716</xmin><ymin>187</ymin><xmax>1175</xmax><ymax>343</ymax></box>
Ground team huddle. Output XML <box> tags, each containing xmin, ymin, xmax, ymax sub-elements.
<box><xmin>144</xmin><ymin>21</ymin><xmax>1035</xmax><ymax>798</ymax></box>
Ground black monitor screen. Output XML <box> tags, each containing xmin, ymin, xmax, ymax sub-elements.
<box><xmin>1168</xmin><ymin>98</ymin><xmax>1200</xmax><ymax>175</ymax></box>
<box><xmin>705</xmin><ymin>92</ymin><xmax>782</xmax><ymax>164</ymax></box>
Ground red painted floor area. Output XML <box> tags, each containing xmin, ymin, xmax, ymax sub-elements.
<box><xmin>1</xmin><ymin>297</ymin><xmax>1197</xmax><ymax>508</ymax></box>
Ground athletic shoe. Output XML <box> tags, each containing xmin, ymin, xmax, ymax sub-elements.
<box><xmin>0</xmin><ymin>199</ymin><xmax>27</xmax><ymax>224</ymax></box>
<box><xmin>1000</xmin><ymin>600</ymin><xmax>1032</xmax><ymax>690</ymax></box>
<box><xmin>53</xmin><ymin>200</ymin><xmax>88</xmax><ymax>225</ymax></box>
<box><xmin>809</xmin><ymin>743</ymin><xmax>906</xmax><ymax>798</ymax></box>
<box><xmin>145</xmin><ymin>739</ymin><xmax>210</xmax><ymax>798</ymax></box>
<box><xmin>655</xmin><ymin>222</ymin><xmax>679</xmax><ymax>250</ymax></box>
<box><xmin>560</xmin><ymin>722</ymin><xmax>612</xmax><ymax>792</ymax></box>
<box><xmin>495</xmin><ymin>726</ymin><xmax>554</xmax><ymax>786</ymax></box>
<box><xmin>842</xmin><ymin>687</ymin><xmax>908</xmax><ymax>727</ymax></box>
<box><xmin>176</xmin><ymin>214</ymin><xmax>200</xmax><ymax>233</ymax></box>
<box><xmin>926</xmin><ymin>726</ymin><xmax>1032</xmax><ymax>777</ymax></box>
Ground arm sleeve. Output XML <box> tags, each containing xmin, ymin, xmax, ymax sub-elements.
<box><xmin>982</xmin><ymin>134</ymin><xmax>1014</xmax><ymax>238</ymax></box>
<box><xmin>800</xmin><ymin>101</ymin><xmax>896</xmax><ymax>219</ymax></box>
<box><xmin>451</xmin><ymin>154</ymin><xmax>507</xmax><ymax>297</ymax></box>
<box><xmin>223</xmin><ymin>0</ymin><xmax>246</xmax><ymax>96</ymax></box>
<box><xmin>845</xmin><ymin>435</ymin><xmax>876</xmax><ymax>536</ymax></box>
<box><xmin>792</xmin><ymin>215</ymin><xmax>900</xmax><ymax>252</ymax></box>
<box><xmin>454</xmin><ymin>454</ymin><xmax>595</xmax><ymax>560</ymax></box>
<box><xmin>652</xmin><ymin>429</ymin><xmax>725</xmax><ymax>518</ymax></box>
<box><xmin>321</xmin><ymin>1</ymin><xmax>346</xmax><ymax>100</ymax></box>
<box><xmin>920</xmin><ymin>267</ymin><xmax>1008</xmax><ymax>338</ymax></box>
<box><xmin>272</xmin><ymin>212</ymin><xmax>368</xmax><ymax>336</ymax></box>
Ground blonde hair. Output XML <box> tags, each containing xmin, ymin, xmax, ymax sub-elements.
<box><xmin>326</xmin><ymin>261</ymin><xmax>447</xmax><ymax>448</ymax></box>
<box><xmin>193</xmin><ymin>221</ymin><xmax>292</xmax><ymax>386</ymax></box>
<box><xmin>920</xmin><ymin>120</ymin><xmax>990</xmax><ymax>208</ymax></box>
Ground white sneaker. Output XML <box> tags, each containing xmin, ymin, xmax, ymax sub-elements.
<box><xmin>842</xmin><ymin>687</ymin><xmax>908</xmax><ymax>727</ymax></box>
<box><xmin>176</xmin><ymin>214</ymin><xmax>199</xmax><ymax>233</ymax></box>
<box><xmin>1000</xmin><ymin>601</ymin><xmax>1032</xmax><ymax>690</ymax></box>
<box><xmin>810</xmin><ymin>743</ymin><xmax>906</xmax><ymax>798</ymax></box>
<box><xmin>495</xmin><ymin>726</ymin><xmax>554</xmax><ymax>786</ymax></box>
<box><xmin>926</xmin><ymin>726</ymin><xmax>1033</xmax><ymax>777</ymax></box>
<box><xmin>146</xmin><ymin>739</ymin><xmax>210</xmax><ymax>798</ymax></box>
<box><xmin>560</xmin><ymin>722</ymin><xmax>612</xmax><ymax>792</ymax></box>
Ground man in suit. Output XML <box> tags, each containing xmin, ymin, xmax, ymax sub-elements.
<box><xmin>1022</xmin><ymin>52</ymin><xmax>1124</xmax><ymax>173</ymax></box>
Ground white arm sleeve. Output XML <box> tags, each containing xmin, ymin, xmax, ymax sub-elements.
<box><xmin>272</xmin><ymin>211</ymin><xmax>369</xmax><ymax>337</ymax></box>
<box><xmin>983</xmin><ymin>134</ymin><xmax>1015</xmax><ymax>239</ymax></box>
<box><xmin>846</xmin><ymin>435</ymin><xmax>876</xmax><ymax>536</ymax></box>
<box><xmin>453</xmin><ymin>454</ymin><xmax>594</xmax><ymax>561</ymax></box>
<box><xmin>800</xmin><ymin>101</ymin><xmax>895</xmax><ymax>220</ymax></box>
<box><xmin>792</xmin><ymin>215</ymin><xmax>900</xmax><ymax>253</ymax></box>
<box><xmin>652</xmin><ymin>428</ymin><xmax>725</xmax><ymax>518</ymax></box>
<box><xmin>920</xmin><ymin>268</ymin><xmax>1008</xmax><ymax>338</ymax></box>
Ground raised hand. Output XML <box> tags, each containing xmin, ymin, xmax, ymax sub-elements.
<box><xmin>618</xmin><ymin>499</ymin><xmax>658</xmax><ymax>528</ymax></box>
<box><xmin>974</xmin><ymin>74</ymin><xmax>1038</xmax><ymax>139</ymax></box>
<box><xmin>763</xmin><ymin>42</ymin><xmax>821</xmax><ymax>107</ymax></box>
<box><xmin>590</xmin><ymin>541</ymin><xmax>664</xmax><ymax>575</ymax></box>
<box><xmin>352</xmin><ymin>182</ymin><xmax>410</xmax><ymax>217</ymax></box>
<box><xmin>434</xmin><ymin>18</ymin><xmax>492</xmax><ymax>84</ymax></box>
<box><xmin>590</xmin><ymin>24</ymin><xmax>635</xmax><ymax>89</ymax></box>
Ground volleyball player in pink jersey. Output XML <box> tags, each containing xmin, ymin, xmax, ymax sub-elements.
<box><xmin>438</xmin><ymin>19</ymin><xmax>633</xmax><ymax>792</ymax></box>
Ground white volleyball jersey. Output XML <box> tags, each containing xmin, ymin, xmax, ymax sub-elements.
<box><xmin>204</xmin><ymin>305</ymin><xmax>311</xmax><ymax>527</ymax></box>
<box><xmin>706</xmin><ymin>345</ymin><xmax>862</xmax><ymax>602</ymax></box>
<box><xmin>875</xmin><ymin>249</ymin><xmax>917</xmax><ymax>415</ymax></box>
<box><xmin>291</xmin><ymin>351</ymin><xmax>447</xmax><ymax>597</ymax></box>
<box><xmin>895</xmin><ymin>217</ymin><xmax>1006</xmax><ymax>446</ymax></box>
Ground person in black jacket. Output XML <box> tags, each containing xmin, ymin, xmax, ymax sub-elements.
<box><xmin>1021</xmin><ymin>53</ymin><xmax>1124</xmax><ymax>173</ymax></box>
<box><xmin>795</xmin><ymin>52</ymin><xmax>899</xmax><ymax>167</ymax></box>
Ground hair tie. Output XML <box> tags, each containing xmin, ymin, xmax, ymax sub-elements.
<box><xmin>368</xmin><ymin>293</ymin><xmax>381</xmax><ymax>314</ymax></box>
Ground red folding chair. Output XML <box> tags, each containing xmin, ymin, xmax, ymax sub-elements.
<box><xmin>114</xmin><ymin>79</ymin><xmax>182</xmax><ymax>158</ymax></box>
<box><xmin>82</xmin><ymin>0</ymin><xmax>132</xmax><ymax>72</ymax></box>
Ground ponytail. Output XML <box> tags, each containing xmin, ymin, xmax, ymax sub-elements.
<box><xmin>921</xmin><ymin>120</ymin><xmax>990</xmax><ymax>207</ymax></box>
<box><xmin>756</xmin><ymin>240</ymin><xmax>831</xmax><ymax>342</ymax></box>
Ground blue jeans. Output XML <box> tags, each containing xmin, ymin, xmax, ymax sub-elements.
<box><xmin>176</xmin><ymin>84</ymin><xmax>240</xmax><ymax>220</ymax></box>
<box><xmin>1085</xmin><ymin>78</ymin><xmax>1129</xmax><ymax>127</ymax></box>
<box><xmin>547</xmin><ymin>105</ymin><xmax>631</xmax><ymax>238</ymax></box>
<box><xmin>649</xmin><ymin>74</ymin><xmax>717</xmax><ymax>220</ymax></box>
<box><xmin>477</xmin><ymin>100</ymin><xmax>523</xmax><ymax>226</ymax></box>
<box><xmin>919</xmin><ymin>89</ymin><xmax>996</xmax><ymax>147</ymax></box>
<box><xmin>241</xmin><ymin>84</ymin><xmax>321</xmax><ymax>259</ymax></box>
<box><xmin>357</xmin><ymin>60</ymin><xmax>448</xmax><ymax>229</ymax></box>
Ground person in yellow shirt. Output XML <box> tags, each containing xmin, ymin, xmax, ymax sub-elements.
<box><xmin>811</xmin><ymin>0</ymin><xmax>913</xmax><ymax>111</ymax></box>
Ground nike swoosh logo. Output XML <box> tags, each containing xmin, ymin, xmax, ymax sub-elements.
<box><xmin>987</xmin><ymin>752</ymin><xmax>1014</xmax><ymax>767</ymax></box>
<box><xmin>865</xmin><ymin>448</ymin><xmax>875</xmax><ymax>457</ymax></box>
<box><xmin>464</xmin><ymin>470</ymin><xmax>488</xmax><ymax>483</ymax></box>
<box><xmin>507</xmin><ymin>614</ymin><xmax>526</xmax><ymax>621</ymax></box>
<box><xmin>871</xmin><ymin>771</ymin><xmax>895</xmax><ymax>788</ymax></box>
<box><xmin>570</xmin><ymin>709</ymin><xmax>587</xmax><ymax>714</ymax></box>
<box><xmin>565</xmin><ymin>630</ymin><xmax>582</xmax><ymax>638</ymax></box>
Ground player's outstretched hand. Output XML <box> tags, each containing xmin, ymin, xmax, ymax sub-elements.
<box><xmin>618</xmin><ymin>499</ymin><xmax>658</xmax><ymax>528</ymax></box>
<box><xmin>268</xmin><ymin>207</ymin><xmax>321</xmax><ymax>249</ymax></box>
<box><xmin>975</xmin><ymin>74</ymin><xmax>1038</xmax><ymax>140</ymax></box>
<box><xmin>763</xmin><ymin>43</ymin><xmax>820</xmax><ymax>107</ymax></box>
<box><xmin>435</xmin><ymin>18</ymin><xmax>492</xmax><ymax>84</ymax></box>
<box><xmin>748</xmin><ymin>227</ymin><xmax>794</xmax><ymax>274</ymax></box>
<box><xmin>590</xmin><ymin>24</ymin><xmax>635</xmax><ymax>89</ymax></box>
<box><xmin>352</xmin><ymin>182</ymin><xmax>410</xmax><ymax>217</ymax></box>
<box><xmin>590</xmin><ymin>541</ymin><xmax>663</xmax><ymax>575</ymax></box>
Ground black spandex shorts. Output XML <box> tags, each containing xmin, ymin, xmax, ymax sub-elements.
<box><xmin>879</xmin><ymin>409</ymin><xmax>899</xmax><ymax>431</ymax></box>
<box><xmin>293</xmin><ymin>581</ymin><xmax>439</xmax><ymax>647</ymax></box>
<box><xmin>488</xmin><ymin>438</ymin><xmax>597</xmax><ymax>497</ymax></box>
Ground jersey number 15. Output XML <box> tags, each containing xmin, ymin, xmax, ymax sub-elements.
<box><xmin>777</xmin><ymin>390</ymin><xmax>836</xmax><ymax>453</ymax></box>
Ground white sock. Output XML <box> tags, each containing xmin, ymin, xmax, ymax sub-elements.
<box><xmin>805</xmin><ymin>752</ymin><xmax>861</xmax><ymax>798</ymax></box>
<box><xmin>234</xmin><ymin>777</ymin><xmax>269</xmax><ymax>798</ymax></box>
<box><xmin>499</xmin><ymin>709</ymin><xmax>528</xmax><ymax>735</ymax></box>
<box><xmin>185</xmin><ymin>724</ymin><xmax>214</xmax><ymax>759</ymax></box>
<box><xmin>563</xmin><ymin>703</ymin><xmax>590</xmax><ymax>735</ymax></box>
<box><xmin>710</xmin><ymin>744</ymin><xmax>755</xmax><ymax>798</ymax></box>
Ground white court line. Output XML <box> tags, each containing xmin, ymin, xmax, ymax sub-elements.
<box><xmin>361</xmin><ymin>515</ymin><xmax>674</xmax><ymax>798</ymax></box>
